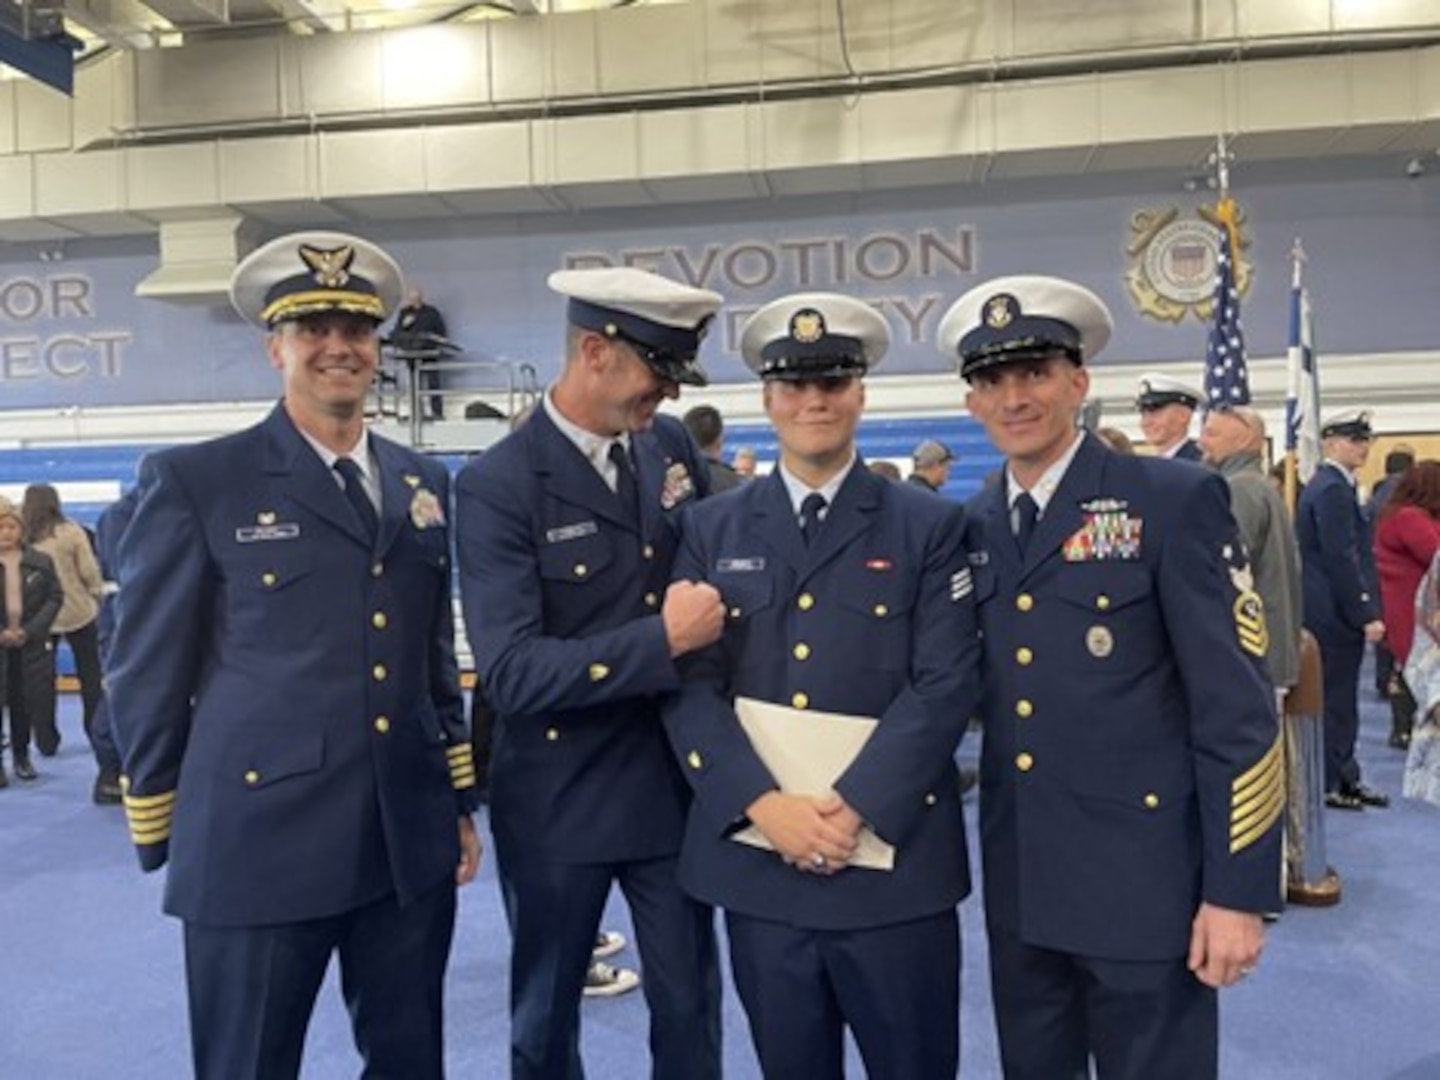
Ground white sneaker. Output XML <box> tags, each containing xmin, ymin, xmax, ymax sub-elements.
<box><xmin>592</xmin><ymin>930</ymin><xmax>626</xmax><ymax>960</ymax></box>
<box><xmin>583</xmin><ymin>961</ymin><xmax>640</xmax><ymax>998</ymax></box>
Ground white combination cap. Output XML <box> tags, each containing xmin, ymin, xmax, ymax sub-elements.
<box><xmin>548</xmin><ymin>267</ymin><xmax>723</xmax><ymax>386</ymax></box>
<box><xmin>937</xmin><ymin>275</ymin><xmax>1113</xmax><ymax>379</ymax></box>
<box><xmin>231</xmin><ymin>231</ymin><xmax>403</xmax><ymax>328</ymax></box>
<box><xmin>738</xmin><ymin>292</ymin><xmax>889</xmax><ymax>381</ymax></box>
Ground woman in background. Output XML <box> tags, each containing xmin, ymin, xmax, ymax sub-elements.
<box><xmin>0</xmin><ymin>496</ymin><xmax>62</xmax><ymax>785</ymax></box>
<box><xmin>22</xmin><ymin>484</ymin><xmax>104</xmax><ymax>762</ymax></box>
<box><xmin>1373</xmin><ymin>461</ymin><xmax>1440</xmax><ymax>749</ymax></box>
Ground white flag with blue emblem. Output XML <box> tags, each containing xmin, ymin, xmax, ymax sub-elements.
<box><xmin>1285</xmin><ymin>254</ymin><xmax>1322</xmax><ymax>485</ymax></box>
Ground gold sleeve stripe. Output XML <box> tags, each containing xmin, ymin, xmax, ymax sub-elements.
<box><xmin>1230</xmin><ymin>735</ymin><xmax>1284</xmax><ymax>854</ymax></box>
<box><xmin>125</xmin><ymin>806</ymin><xmax>173</xmax><ymax>825</ymax></box>
<box><xmin>1232</xmin><ymin>753</ymin><xmax>1282</xmax><ymax>813</ymax></box>
<box><xmin>122</xmin><ymin>790</ymin><xmax>177</xmax><ymax>810</ymax></box>
<box><xmin>1230</xmin><ymin>789</ymin><xmax>1283</xmax><ymax>854</ymax></box>
<box><xmin>130</xmin><ymin>823</ymin><xmax>172</xmax><ymax>845</ymax></box>
<box><xmin>1232</xmin><ymin>737</ymin><xmax>1283</xmax><ymax>805</ymax></box>
<box><xmin>451</xmin><ymin>767</ymin><xmax>477</xmax><ymax>789</ymax></box>
<box><xmin>447</xmin><ymin>745</ymin><xmax>474</xmax><ymax>762</ymax></box>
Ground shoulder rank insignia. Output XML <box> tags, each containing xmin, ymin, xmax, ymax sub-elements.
<box><xmin>1223</xmin><ymin>543</ymin><xmax>1268</xmax><ymax>658</ymax></box>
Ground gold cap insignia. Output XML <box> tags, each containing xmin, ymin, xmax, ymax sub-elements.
<box><xmin>789</xmin><ymin>309</ymin><xmax>826</xmax><ymax>344</ymax></box>
<box><xmin>985</xmin><ymin>294</ymin><xmax>1017</xmax><ymax>329</ymax></box>
<box><xmin>299</xmin><ymin>244</ymin><xmax>355</xmax><ymax>289</ymax></box>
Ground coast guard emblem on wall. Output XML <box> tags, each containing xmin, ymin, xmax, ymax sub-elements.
<box><xmin>1125</xmin><ymin>205</ymin><xmax>1251</xmax><ymax>323</ymax></box>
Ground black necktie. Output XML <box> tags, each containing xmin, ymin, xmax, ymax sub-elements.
<box><xmin>800</xmin><ymin>493</ymin><xmax>827</xmax><ymax>547</ymax></box>
<box><xmin>1014</xmin><ymin>491</ymin><xmax>1039</xmax><ymax>555</ymax></box>
<box><xmin>608</xmin><ymin>441</ymin><xmax>639</xmax><ymax>525</ymax></box>
<box><xmin>334</xmin><ymin>458</ymin><xmax>379</xmax><ymax>544</ymax></box>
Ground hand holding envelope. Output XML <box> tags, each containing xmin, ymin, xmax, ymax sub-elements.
<box><xmin>731</xmin><ymin>696</ymin><xmax>896</xmax><ymax>872</ymax></box>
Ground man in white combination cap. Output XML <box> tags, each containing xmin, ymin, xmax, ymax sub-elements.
<box><xmin>108</xmin><ymin>231</ymin><xmax>481</xmax><ymax>1079</ymax></box>
<box><xmin>456</xmin><ymin>265</ymin><xmax>725</xmax><ymax>1080</ymax></box>
<box><xmin>1135</xmin><ymin>371</ymin><xmax>1205</xmax><ymax>461</ymax></box>
<box><xmin>938</xmin><ymin>274</ymin><xmax>1281</xmax><ymax>1080</ymax></box>
<box><xmin>661</xmin><ymin>292</ymin><xmax>982</xmax><ymax>1079</ymax></box>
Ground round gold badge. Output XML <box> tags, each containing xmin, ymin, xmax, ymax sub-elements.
<box><xmin>1086</xmin><ymin>625</ymin><xmax>1114</xmax><ymax>659</ymax></box>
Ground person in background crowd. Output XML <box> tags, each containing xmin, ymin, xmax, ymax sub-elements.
<box><xmin>1135</xmin><ymin>372</ymin><xmax>1204</xmax><ymax>460</ymax></box>
<box><xmin>390</xmin><ymin>287</ymin><xmax>450</xmax><ymax>419</ymax></box>
<box><xmin>683</xmin><ymin>404</ymin><xmax>743</xmax><ymax>493</ymax></box>
<box><xmin>89</xmin><ymin>482</ymin><xmax>142</xmax><ymax>805</ymax></box>
<box><xmin>1297</xmin><ymin>410</ymin><xmax>1388</xmax><ymax>811</ymax></box>
<box><xmin>22</xmin><ymin>483</ymin><xmax>105</xmax><ymax>771</ymax></box>
<box><xmin>908</xmin><ymin>439</ymin><xmax>955</xmax><ymax>492</ymax></box>
<box><xmin>868</xmin><ymin>459</ymin><xmax>903</xmax><ymax>482</ymax></box>
<box><xmin>941</xmin><ymin>276</ymin><xmax>1281</xmax><ymax>1080</ymax></box>
<box><xmin>1367</xmin><ymin>444</ymin><xmax>1417</xmax><ymax>696</ymax></box>
<box><xmin>456</xmin><ymin>266</ymin><xmax>724</xmax><ymax>1080</ymax></box>
<box><xmin>1096</xmin><ymin>426</ymin><xmax>1136</xmax><ymax>455</ymax></box>
<box><xmin>0</xmin><ymin>496</ymin><xmax>62</xmax><ymax>787</ymax></box>
<box><xmin>663</xmin><ymin>292</ymin><xmax>981</xmax><ymax>1079</ymax></box>
<box><xmin>733</xmin><ymin>445</ymin><xmax>758</xmax><ymax>480</ymax></box>
<box><xmin>1373</xmin><ymin>461</ymin><xmax>1440</xmax><ymax>750</ymax></box>
<box><xmin>1200</xmin><ymin>407</ymin><xmax>1303</xmax><ymax>692</ymax></box>
<box><xmin>107</xmin><ymin>232</ymin><xmax>481</xmax><ymax>1079</ymax></box>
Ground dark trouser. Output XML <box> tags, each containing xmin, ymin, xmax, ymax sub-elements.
<box><xmin>92</xmin><ymin>605</ymin><xmax>122</xmax><ymax>774</ymax></box>
<box><xmin>1374</xmin><ymin>639</ymin><xmax>1395</xmax><ymax>695</ymax></box>
<box><xmin>3</xmin><ymin>643</ymin><xmax>52</xmax><ymax>762</ymax></box>
<box><xmin>183</xmin><ymin>881</ymin><xmax>457</xmax><ymax>1080</ymax></box>
<box><xmin>1391</xmin><ymin>671</ymin><xmax>1418</xmax><ymax>745</ymax></box>
<box><xmin>468</xmin><ymin>686</ymin><xmax>496</xmax><ymax>801</ymax></box>
<box><xmin>988</xmin><ymin>931</ymin><xmax>1217</xmax><ymax>1080</ymax></box>
<box><xmin>35</xmin><ymin>621</ymin><xmax>104</xmax><ymax>760</ymax></box>
<box><xmin>727</xmin><ymin>909</ymin><xmax>960</xmax><ymax>1080</ymax></box>
<box><xmin>495</xmin><ymin>849</ymin><xmax>720</xmax><ymax>1080</ymax></box>
<box><xmin>1318</xmin><ymin>634</ymin><xmax>1365</xmax><ymax>791</ymax></box>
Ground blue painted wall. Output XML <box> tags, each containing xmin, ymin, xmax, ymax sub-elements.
<box><xmin>1</xmin><ymin>173</ymin><xmax>1435</xmax><ymax>408</ymax></box>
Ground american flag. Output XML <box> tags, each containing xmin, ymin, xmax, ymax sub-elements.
<box><xmin>1204</xmin><ymin>199</ymin><xmax>1250</xmax><ymax>409</ymax></box>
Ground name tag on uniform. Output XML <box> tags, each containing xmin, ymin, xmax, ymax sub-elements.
<box><xmin>717</xmin><ymin>557</ymin><xmax>765</xmax><ymax>573</ymax></box>
<box><xmin>545</xmin><ymin>521</ymin><xmax>598</xmax><ymax>544</ymax></box>
<box><xmin>235</xmin><ymin>523</ymin><xmax>300</xmax><ymax>543</ymax></box>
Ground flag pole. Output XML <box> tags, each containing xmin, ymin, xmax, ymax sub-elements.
<box><xmin>1285</xmin><ymin>240</ymin><xmax>1306</xmax><ymax>518</ymax></box>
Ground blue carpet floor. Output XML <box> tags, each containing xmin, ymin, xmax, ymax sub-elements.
<box><xmin>2</xmin><ymin>673</ymin><xmax>1438</xmax><ymax>1078</ymax></box>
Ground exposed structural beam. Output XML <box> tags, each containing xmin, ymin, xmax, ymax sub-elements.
<box><xmin>137</xmin><ymin>0</ymin><xmax>228</xmax><ymax>28</ymax></box>
<box><xmin>1</xmin><ymin>0</ymin><xmax>83</xmax><ymax>92</ymax></box>
<box><xmin>266</xmin><ymin>0</ymin><xmax>348</xmax><ymax>33</ymax></box>
<box><xmin>60</xmin><ymin>0</ymin><xmax>172</xmax><ymax>47</ymax></box>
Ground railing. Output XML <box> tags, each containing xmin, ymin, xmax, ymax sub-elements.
<box><xmin>371</xmin><ymin>338</ymin><xmax>543</xmax><ymax>453</ymax></box>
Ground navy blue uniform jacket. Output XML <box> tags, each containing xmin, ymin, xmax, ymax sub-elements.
<box><xmin>1297</xmin><ymin>462</ymin><xmax>1379</xmax><ymax>643</ymax></box>
<box><xmin>456</xmin><ymin>410</ymin><xmax>709</xmax><ymax>864</ymax></box>
<box><xmin>965</xmin><ymin>436</ymin><xmax>1282</xmax><ymax>962</ymax></box>
<box><xmin>108</xmin><ymin>405</ymin><xmax>475</xmax><ymax>926</ymax></box>
<box><xmin>663</xmin><ymin>467</ymin><xmax>981</xmax><ymax>931</ymax></box>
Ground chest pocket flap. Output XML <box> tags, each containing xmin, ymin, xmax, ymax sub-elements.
<box><xmin>538</xmin><ymin>532</ymin><xmax>614</xmax><ymax>585</ymax></box>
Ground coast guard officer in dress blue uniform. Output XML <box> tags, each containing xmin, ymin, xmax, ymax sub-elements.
<box><xmin>662</xmin><ymin>293</ymin><xmax>982</xmax><ymax>1079</ymax></box>
<box><xmin>1297</xmin><ymin>409</ymin><xmax>1388</xmax><ymax>810</ymax></box>
<box><xmin>107</xmin><ymin>232</ymin><xmax>481</xmax><ymax>1079</ymax></box>
<box><xmin>939</xmin><ymin>276</ymin><xmax>1283</xmax><ymax>1080</ymax></box>
<box><xmin>1135</xmin><ymin>371</ymin><xmax>1204</xmax><ymax>461</ymax></box>
<box><xmin>456</xmin><ymin>267</ymin><xmax>724</xmax><ymax>1080</ymax></box>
